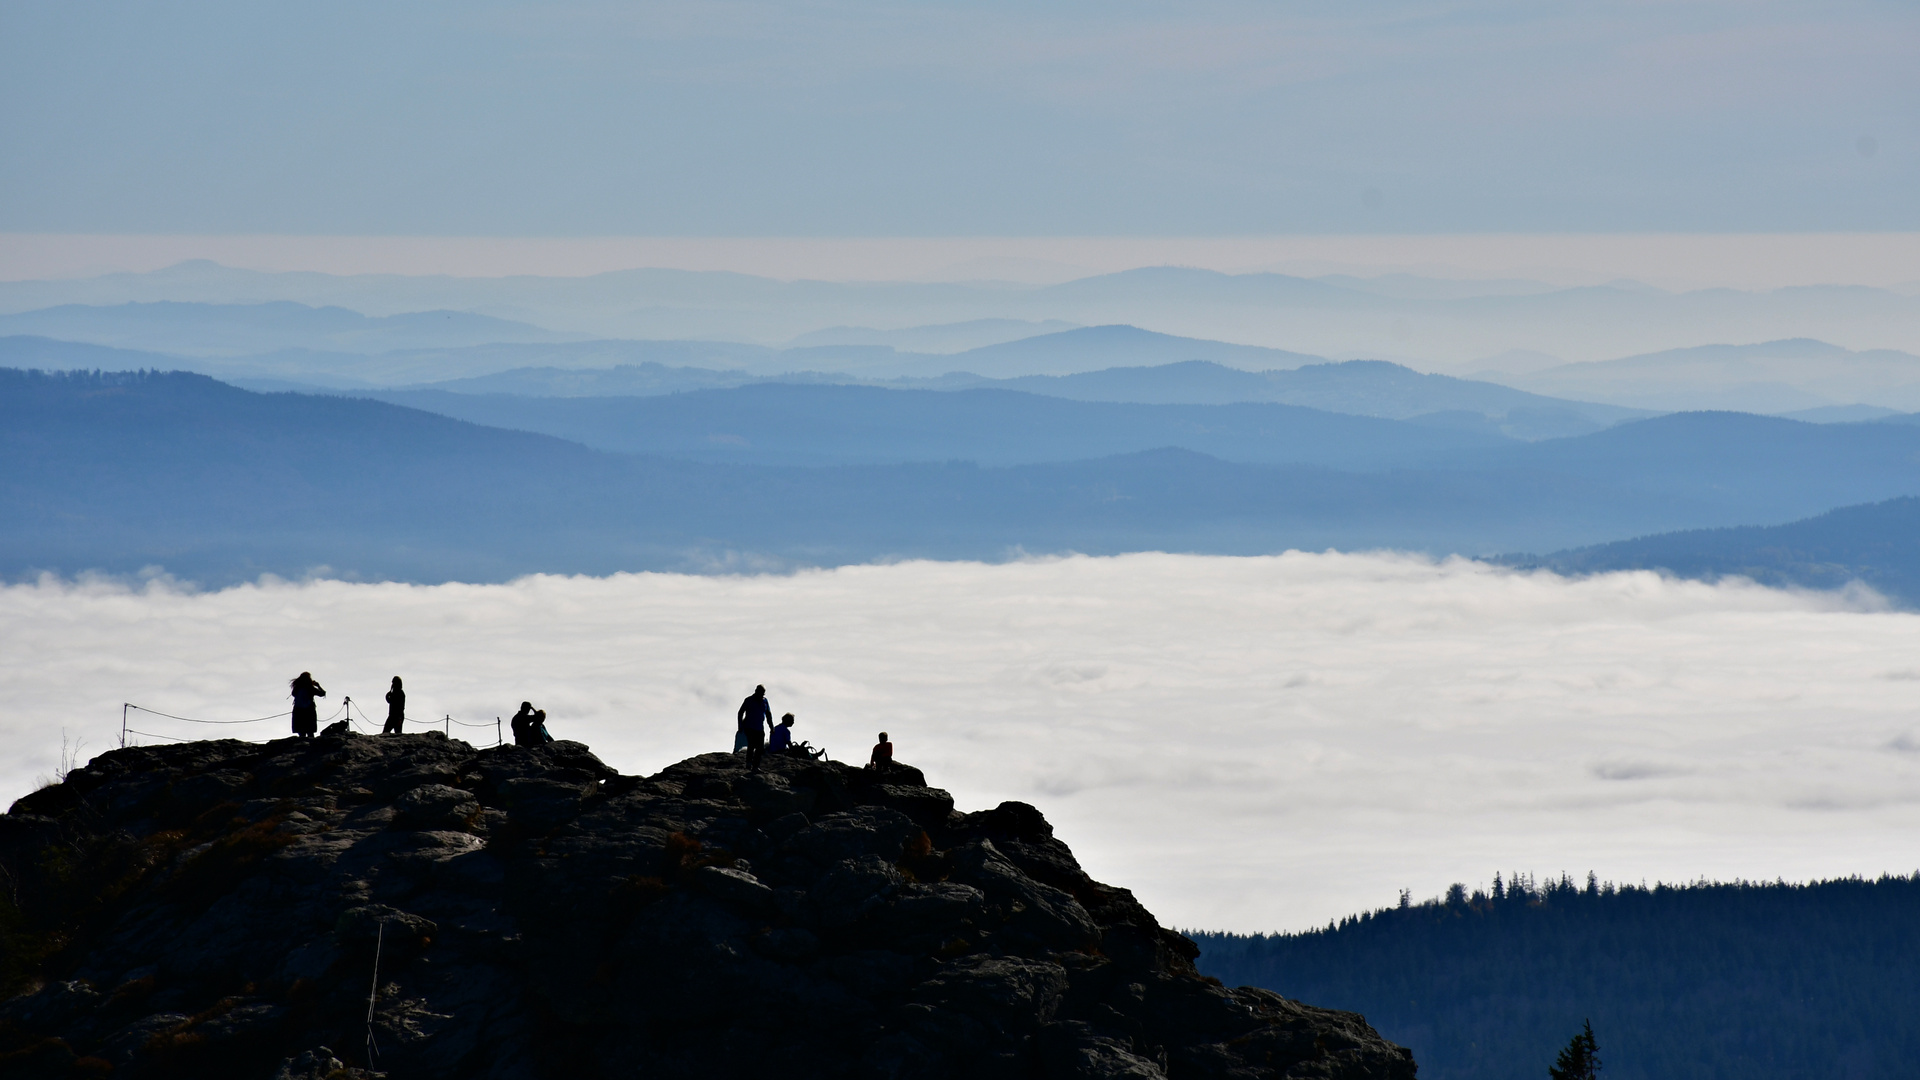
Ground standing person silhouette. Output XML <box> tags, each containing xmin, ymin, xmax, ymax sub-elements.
<box><xmin>290</xmin><ymin>672</ymin><xmax>326</xmax><ymax>740</ymax></box>
<box><xmin>736</xmin><ymin>685</ymin><xmax>772</xmax><ymax>771</ymax></box>
<box><xmin>510</xmin><ymin>701</ymin><xmax>539</xmax><ymax>746</ymax></box>
<box><xmin>383</xmin><ymin>676</ymin><xmax>406</xmax><ymax>735</ymax></box>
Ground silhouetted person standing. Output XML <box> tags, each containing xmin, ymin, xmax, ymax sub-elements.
<box><xmin>868</xmin><ymin>731</ymin><xmax>893</xmax><ymax>771</ymax></box>
<box><xmin>737</xmin><ymin>685</ymin><xmax>772</xmax><ymax>771</ymax></box>
<box><xmin>290</xmin><ymin>672</ymin><xmax>326</xmax><ymax>740</ymax></box>
<box><xmin>383</xmin><ymin>676</ymin><xmax>406</xmax><ymax>735</ymax></box>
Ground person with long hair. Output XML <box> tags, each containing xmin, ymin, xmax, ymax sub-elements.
<box><xmin>383</xmin><ymin>676</ymin><xmax>406</xmax><ymax>735</ymax></box>
<box><xmin>289</xmin><ymin>671</ymin><xmax>326</xmax><ymax>739</ymax></box>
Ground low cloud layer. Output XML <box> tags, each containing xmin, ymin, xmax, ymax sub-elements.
<box><xmin>4</xmin><ymin>553</ymin><xmax>1917</xmax><ymax>932</ymax></box>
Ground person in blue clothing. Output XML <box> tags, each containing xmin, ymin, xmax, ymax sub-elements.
<box><xmin>769</xmin><ymin>713</ymin><xmax>796</xmax><ymax>754</ymax></box>
<box><xmin>736</xmin><ymin>685</ymin><xmax>772</xmax><ymax>770</ymax></box>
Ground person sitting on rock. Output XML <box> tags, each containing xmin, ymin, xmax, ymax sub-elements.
<box><xmin>383</xmin><ymin>676</ymin><xmax>406</xmax><ymax>735</ymax></box>
<box><xmin>289</xmin><ymin>672</ymin><xmax>326</xmax><ymax>740</ymax></box>
<box><xmin>769</xmin><ymin>713</ymin><xmax>795</xmax><ymax>754</ymax></box>
<box><xmin>736</xmin><ymin>685</ymin><xmax>772</xmax><ymax>770</ymax></box>
<box><xmin>867</xmin><ymin>731</ymin><xmax>893</xmax><ymax>771</ymax></box>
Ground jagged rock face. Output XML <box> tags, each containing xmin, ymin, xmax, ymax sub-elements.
<box><xmin>0</xmin><ymin>734</ymin><xmax>1416</xmax><ymax>1080</ymax></box>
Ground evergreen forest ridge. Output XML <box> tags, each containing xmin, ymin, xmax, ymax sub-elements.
<box><xmin>1193</xmin><ymin>872</ymin><xmax>1920</xmax><ymax>1080</ymax></box>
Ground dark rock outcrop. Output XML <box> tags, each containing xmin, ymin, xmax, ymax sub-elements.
<box><xmin>0</xmin><ymin>733</ymin><xmax>1416</xmax><ymax>1079</ymax></box>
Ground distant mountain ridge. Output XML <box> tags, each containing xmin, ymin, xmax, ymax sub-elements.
<box><xmin>1</xmin><ymin>325</ymin><xmax>1649</xmax><ymax>440</ymax></box>
<box><xmin>9</xmin><ymin>297</ymin><xmax>1917</xmax><ymax>421</ymax></box>
<box><xmin>0</xmin><ymin>312</ymin><xmax>1318</xmax><ymax>378</ymax></box>
<box><xmin>961</xmin><ymin>359</ymin><xmax>1648</xmax><ymax>437</ymax></box>
<box><xmin>6</xmin><ymin>260</ymin><xmax>1920</xmax><ymax>364</ymax></box>
<box><xmin>930</xmin><ymin>324</ymin><xmax>1323</xmax><ymax>377</ymax></box>
<box><xmin>9</xmin><ymin>369</ymin><xmax>1920</xmax><ymax>585</ymax></box>
<box><xmin>1489</xmin><ymin>338</ymin><xmax>1920</xmax><ymax>413</ymax></box>
<box><xmin>786</xmin><ymin>318</ymin><xmax>1079</xmax><ymax>352</ymax></box>
<box><xmin>348</xmin><ymin>382</ymin><xmax>1520</xmax><ymax>469</ymax></box>
<box><xmin>0</xmin><ymin>300</ymin><xmax>573</xmax><ymax>357</ymax></box>
<box><xmin>1505</xmin><ymin>497</ymin><xmax>1920</xmax><ymax>605</ymax></box>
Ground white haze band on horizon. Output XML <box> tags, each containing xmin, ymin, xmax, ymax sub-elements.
<box><xmin>6</xmin><ymin>233</ymin><xmax>1920</xmax><ymax>293</ymax></box>
<box><xmin>3</xmin><ymin>552</ymin><xmax>1917</xmax><ymax>933</ymax></box>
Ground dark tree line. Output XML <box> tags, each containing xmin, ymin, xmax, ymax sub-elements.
<box><xmin>1549</xmin><ymin>1020</ymin><xmax>1601</xmax><ymax>1080</ymax></box>
<box><xmin>1191</xmin><ymin>873</ymin><xmax>1920</xmax><ymax>1080</ymax></box>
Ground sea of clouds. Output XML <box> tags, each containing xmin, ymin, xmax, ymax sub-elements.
<box><xmin>4</xmin><ymin>552</ymin><xmax>1918</xmax><ymax>932</ymax></box>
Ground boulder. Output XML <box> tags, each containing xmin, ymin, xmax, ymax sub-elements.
<box><xmin>391</xmin><ymin>783</ymin><xmax>478</xmax><ymax>830</ymax></box>
<box><xmin>691</xmin><ymin>864</ymin><xmax>777</xmax><ymax>914</ymax></box>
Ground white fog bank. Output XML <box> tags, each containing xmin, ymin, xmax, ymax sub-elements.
<box><xmin>3</xmin><ymin>553</ymin><xmax>1917</xmax><ymax>932</ymax></box>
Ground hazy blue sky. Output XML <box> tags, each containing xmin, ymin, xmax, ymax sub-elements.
<box><xmin>2</xmin><ymin>1</ymin><xmax>1913</xmax><ymax>235</ymax></box>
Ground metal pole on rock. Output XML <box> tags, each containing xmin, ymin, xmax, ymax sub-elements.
<box><xmin>366</xmin><ymin>920</ymin><xmax>384</xmax><ymax>1065</ymax></box>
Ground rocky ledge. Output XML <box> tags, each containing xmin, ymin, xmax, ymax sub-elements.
<box><xmin>0</xmin><ymin>733</ymin><xmax>1415</xmax><ymax>1080</ymax></box>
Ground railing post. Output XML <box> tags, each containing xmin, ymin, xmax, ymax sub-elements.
<box><xmin>121</xmin><ymin>703</ymin><xmax>128</xmax><ymax>748</ymax></box>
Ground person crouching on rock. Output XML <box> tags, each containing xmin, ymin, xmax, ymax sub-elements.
<box><xmin>867</xmin><ymin>731</ymin><xmax>893</xmax><ymax>771</ymax></box>
<box><xmin>769</xmin><ymin>713</ymin><xmax>796</xmax><ymax>754</ymax></box>
<box><xmin>383</xmin><ymin>676</ymin><xmax>406</xmax><ymax>735</ymax></box>
<box><xmin>511</xmin><ymin>701</ymin><xmax>552</xmax><ymax>746</ymax></box>
<box><xmin>736</xmin><ymin>685</ymin><xmax>771</xmax><ymax>771</ymax></box>
<box><xmin>290</xmin><ymin>672</ymin><xmax>326</xmax><ymax>740</ymax></box>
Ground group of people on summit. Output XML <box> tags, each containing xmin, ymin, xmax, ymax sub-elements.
<box><xmin>734</xmin><ymin>684</ymin><xmax>894</xmax><ymax>773</ymax></box>
<box><xmin>286</xmin><ymin>671</ymin><xmax>551</xmax><ymax>745</ymax></box>
<box><xmin>289</xmin><ymin>672</ymin><xmax>898</xmax><ymax>767</ymax></box>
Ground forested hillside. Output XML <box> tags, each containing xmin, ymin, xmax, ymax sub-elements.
<box><xmin>1192</xmin><ymin>874</ymin><xmax>1920</xmax><ymax>1080</ymax></box>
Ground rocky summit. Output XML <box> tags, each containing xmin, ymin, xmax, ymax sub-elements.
<box><xmin>0</xmin><ymin>732</ymin><xmax>1415</xmax><ymax>1080</ymax></box>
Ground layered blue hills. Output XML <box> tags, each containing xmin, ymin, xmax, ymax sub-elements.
<box><xmin>7</xmin><ymin>368</ymin><xmax>1920</xmax><ymax>588</ymax></box>
<box><xmin>1508</xmin><ymin>497</ymin><xmax>1920</xmax><ymax>605</ymax></box>
<box><xmin>0</xmin><ymin>301</ymin><xmax>572</xmax><ymax>356</ymax></box>
<box><xmin>353</xmin><ymin>383</ymin><xmax>1517</xmax><ymax>468</ymax></box>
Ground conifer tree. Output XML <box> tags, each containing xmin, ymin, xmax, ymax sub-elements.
<box><xmin>1548</xmin><ymin>1020</ymin><xmax>1600</xmax><ymax>1080</ymax></box>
